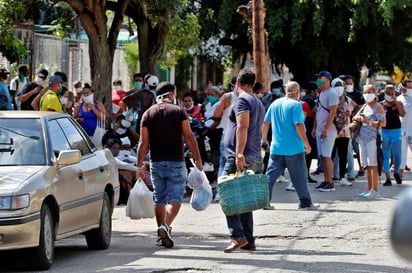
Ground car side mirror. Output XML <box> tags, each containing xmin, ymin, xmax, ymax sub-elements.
<box><xmin>391</xmin><ymin>187</ymin><xmax>412</xmax><ymax>262</ymax></box>
<box><xmin>56</xmin><ymin>150</ymin><xmax>81</xmax><ymax>168</ymax></box>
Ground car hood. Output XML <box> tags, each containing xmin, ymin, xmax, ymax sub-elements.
<box><xmin>0</xmin><ymin>166</ymin><xmax>45</xmax><ymax>193</ymax></box>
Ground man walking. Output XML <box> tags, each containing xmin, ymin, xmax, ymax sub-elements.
<box><xmin>136</xmin><ymin>82</ymin><xmax>202</xmax><ymax>248</ymax></box>
<box><xmin>312</xmin><ymin>71</ymin><xmax>339</xmax><ymax>192</ymax></box>
<box><xmin>262</xmin><ymin>81</ymin><xmax>318</xmax><ymax>209</ymax></box>
<box><xmin>221</xmin><ymin>69</ymin><xmax>265</xmax><ymax>253</ymax></box>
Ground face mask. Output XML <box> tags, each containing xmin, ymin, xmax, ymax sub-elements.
<box><xmin>75</xmin><ymin>87</ymin><xmax>82</xmax><ymax>93</ymax></box>
<box><xmin>58</xmin><ymin>87</ymin><xmax>64</xmax><ymax>94</ymax></box>
<box><xmin>256</xmin><ymin>93</ymin><xmax>264</xmax><ymax>99</ymax></box>
<box><xmin>335</xmin><ymin>86</ymin><xmax>344</xmax><ymax>97</ymax></box>
<box><xmin>271</xmin><ymin>88</ymin><xmax>281</xmax><ymax>96</ymax></box>
<box><xmin>82</xmin><ymin>94</ymin><xmax>94</xmax><ymax>104</ymax></box>
<box><xmin>345</xmin><ymin>85</ymin><xmax>354</xmax><ymax>93</ymax></box>
<box><xmin>60</xmin><ymin>97</ymin><xmax>68</xmax><ymax>105</ymax></box>
<box><xmin>19</xmin><ymin>72</ymin><xmax>25</xmax><ymax>82</ymax></box>
<box><xmin>316</xmin><ymin>80</ymin><xmax>325</xmax><ymax>88</ymax></box>
<box><xmin>35</xmin><ymin>78</ymin><xmax>43</xmax><ymax>85</ymax></box>
<box><xmin>114</xmin><ymin>85</ymin><xmax>121</xmax><ymax>91</ymax></box>
<box><xmin>116</xmin><ymin>127</ymin><xmax>127</xmax><ymax>135</ymax></box>
<box><xmin>184</xmin><ymin>105</ymin><xmax>194</xmax><ymax>111</ymax></box>
<box><xmin>385</xmin><ymin>95</ymin><xmax>393</xmax><ymax>102</ymax></box>
<box><xmin>207</xmin><ymin>95</ymin><xmax>218</xmax><ymax>104</ymax></box>
<box><xmin>300</xmin><ymin>91</ymin><xmax>306</xmax><ymax>97</ymax></box>
<box><xmin>134</xmin><ymin>82</ymin><xmax>142</xmax><ymax>89</ymax></box>
<box><xmin>407</xmin><ymin>89</ymin><xmax>412</xmax><ymax>97</ymax></box>
<box><xmin>363</xmin><ymin>93</ymin><xmax>376</xmax><ymax>103</ymax></box>
<box><xmin>110</xmin><ymin>149</ymin><xmax>120</xmax><ymax>157</ymax></box>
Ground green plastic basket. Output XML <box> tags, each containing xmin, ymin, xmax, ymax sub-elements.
<box><xmin>217</xmin><ymin>171</ymin><xmax>269</xmax><ymax>216</ymax></box>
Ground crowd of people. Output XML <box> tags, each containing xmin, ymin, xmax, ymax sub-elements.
<box><xmin>3</xmin><ymin>65</ymin><xmax>412</xmax><ymax>253</ymax></box>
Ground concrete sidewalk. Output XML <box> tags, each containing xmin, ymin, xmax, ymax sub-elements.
<box><xmin>109</xmin><ymin>160</ymin><xmax>412</xmax><ymax>273</ymax></box>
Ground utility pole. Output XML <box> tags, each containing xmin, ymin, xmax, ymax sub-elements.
<box><xmin>238</xmin><ymin>0</ymin><xmax>269</xmax><ymax>89</ymax></box>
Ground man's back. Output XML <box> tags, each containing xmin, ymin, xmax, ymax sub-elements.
<box><xmin>141</xmin><ymin>103</ymin><xmax>187</xmax><ymax>162</ymax></box>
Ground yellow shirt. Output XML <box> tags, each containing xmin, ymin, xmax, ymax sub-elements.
<box><xmin>40</xmin><ymin>90</ymin><xmax>63</xmax><ymax>113</ymax></box>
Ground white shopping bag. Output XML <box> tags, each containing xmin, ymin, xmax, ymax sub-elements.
<box><xmin>126</xmin><ymin>178</ymin><xmax>155</xmax><ymax>219</ymax></box>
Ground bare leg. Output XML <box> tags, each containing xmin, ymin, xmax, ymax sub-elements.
<box><xmin>322</xmin><ymin>156</ymin><xmax>333</xmax><ymax>182</ymax></box>
<box><xmin>154</xmin><ymin>201</ymin><xmax>181</xmax><ymax>227</ymax></box>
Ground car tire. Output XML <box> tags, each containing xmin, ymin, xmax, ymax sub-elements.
<box><xmin>27</xmin><ymin>204</ymin><xmax>54</xmax><ymax>270</ymax></box>
<box><xmin>85</xmin><ymin>192</ymin><xmax>112</xmax><ymax>249</ymax></box>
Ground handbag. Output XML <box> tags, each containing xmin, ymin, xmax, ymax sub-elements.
<box><xmin>217</xmin><ymin>169</ymin><xmax>269</xmax><ymax>216</ymax></box>
<box><xmin>348</xmin><ymin>121</ymin><xmax>362</xmax><ymax>137</ymax></box>
<box><xmin>125</xmin><ymin>178</ymin><xmax>155</xmax><ymax>219</ymax></box>
<box><xmin>91</xmin><ymin>113</ymin><xmax>105</xmax><ymax>147</ymax></box>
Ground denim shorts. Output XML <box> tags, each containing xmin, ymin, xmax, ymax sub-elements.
<box><xmin>316</xmin><ymin>131</ymin><xmax>337</xmax><ymax>157</ymax></box>
<box><xmin>150</xmin><ymin>161</ymin><xmax>187</xmax><ymax>205</ymax></box>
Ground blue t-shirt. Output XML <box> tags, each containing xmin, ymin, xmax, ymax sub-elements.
<box><xmin>0</xmin><ymin>82</ymin><xmax>12</xmax><ymax>110</ymax></box>
<box><xmin>264</xmin><ymin>97</ymin><xmax>305</xmax><ymax>156</ymax></box>
<box><xmin>224</xmin><ymin>91</ymin><xmax>265</xmax><ymax>158</ymax></box>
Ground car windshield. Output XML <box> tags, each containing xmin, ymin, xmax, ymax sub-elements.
<box><xmin>0</xmin><ymin>118</ymin><xmax>45</xmax><ymax>166</ymax></box>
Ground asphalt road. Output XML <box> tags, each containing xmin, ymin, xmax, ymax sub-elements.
<box><xmin>2</xmin><ymin>161</ymin><xmax>412</xmax><ymax>273</ymax></box>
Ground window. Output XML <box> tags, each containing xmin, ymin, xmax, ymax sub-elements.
<box><xmin>56</xmin><ymin>118</ymin><xmax>91</xmax><ymax>156</ymax></box>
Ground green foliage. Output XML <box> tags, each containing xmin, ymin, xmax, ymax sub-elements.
<box><xmin>124</xmin><ymin>43</ymin><xmax>139</xmax><ymax>86</ymax></box>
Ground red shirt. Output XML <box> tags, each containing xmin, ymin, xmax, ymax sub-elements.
<box><xmin>112</xmin><ymin>89</ymin><xmax>126</xmax><ymax>105</ymax></box>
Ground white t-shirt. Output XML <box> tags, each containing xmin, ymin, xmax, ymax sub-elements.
<box><xmin>398</xmin><ymin>94</ymin><xmax>412</xmax><ymax>135</ymax></box>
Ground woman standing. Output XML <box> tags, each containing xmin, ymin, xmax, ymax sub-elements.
<box><xmin>0</xmin><ymin>68</ymin><xmax>12</xmax><ymax>110</ymax></box>
<box><xmin>381</xmin><ymin>84</ymin><xmax>405</xmax><ymax>185</ymax></box>
<box><xmin>73</xmin><ymin>83</ymin><xmax>106</xmax><ymax>137</ymax></box>
<box><xmin>353</xmin><ymin>85</ymin><xmax>386</xmax><ymax>198</ymax></box>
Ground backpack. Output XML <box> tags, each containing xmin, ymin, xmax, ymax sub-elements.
<box><xmin>318</xmin><ymin>97</ymin><xmax>348</xmax><ymax>133</ymax></box>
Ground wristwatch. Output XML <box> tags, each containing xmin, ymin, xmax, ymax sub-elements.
<box><xmin>236</xmin><ymin>153</ymin><xmax>244</xmax><ymax>159</ymax></box>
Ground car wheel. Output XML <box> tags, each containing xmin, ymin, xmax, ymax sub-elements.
<box><xmin>85</xmin><ymin>192</ymin><xmax>112</xmax><ymax>249</ymax></box>
<box><xmin>27</xmin><ymin>204</ymin><xmax>54</xmax><ymax>270</ymax></box>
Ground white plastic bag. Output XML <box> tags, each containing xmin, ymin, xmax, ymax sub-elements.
<box><xmin>92</xmin><ymin>113</ymin><xmax>105</xmax><ymax>147</ymax></box>
<box><xmin>190</xmin><ymin>176</ymin><xmax>212</xmax><ymax>211</ymax></box>
<box><xmin>187</xmin><ymin>159</ymin><xmax>209</xmax><ymax>189</ymax></box>
<box><xmin>126</xmin><ymin>178</ymin><xmax>154</xmax><ymax>219</ymax></box>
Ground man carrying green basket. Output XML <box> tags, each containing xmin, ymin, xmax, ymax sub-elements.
<box><xmin>220</xmin><ymin>69</ymin><xmax>266</xmax><ymax>253</ymax></box>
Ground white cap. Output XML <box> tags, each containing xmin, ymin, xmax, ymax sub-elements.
<box><xmin>147</xmin><ymin>75</ymin><xmax>159</xmax><ymax>87</ymax></box>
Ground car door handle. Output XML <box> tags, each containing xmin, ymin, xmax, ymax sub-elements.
<box><xmin>78</xmin><ymin>172</ymin><xmax>83</xmax><ymax>180</ymax></box>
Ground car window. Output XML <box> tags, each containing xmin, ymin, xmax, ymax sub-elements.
<box><xmin>0</xmin><ymin>118</ymin><xmax>45</xmax><ymax>166</ymax></box>
<box><xmin>55</xmin><ymin>118</ymin><xmax>92</xmax><ymax>156</ymax></box>
<box><xmin>48</xmin><ymin>120</ymin><xmax>71</xmax><ymax>157</ymax></box>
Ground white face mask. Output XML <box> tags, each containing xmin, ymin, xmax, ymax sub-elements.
<box><xmin>256</xmin><ymin>93</ymin><xmax>264</xmax><ymax>99</ymax></box>
<box><xmin>158</xmin><ymin>93</ymin><xmax>176</xmax><ymax>104</ymax></box>
<box><xmin>114</xmin><ymin>85</ymin><xmax>121</xmax><ymax>91</ymax></box>
<box><xmin>82</xmin><ymin>94</ymin><xmax>94</xmax><ymax>104</ymax></box>
<box><xmin>75</xmin><ymin>87</ymin><xmax>82</xmax><ymax>93</ymax></box>
<box><xmin>300</xmin><ymin>91</ymin><xmax>306</xmax><ymax>97</ymax></box>
<box><xmin>184</xmin><ymin>105</ymin><xmax>194</xmax><ymax>111</ymax></box>
<box><xmin>407</xmin><ymin>89</ymin><xmax>412</xmax><ymax>97</ymax></box>
<box><xmin>363</xmin><ymin>93</ymin><xmax>376</xmax><ymax>103</ymax></box>
<box><xmin>345</xmin><ymin>85</ymin><xmax>354</xmax><ymax>93</ymax></box>
<box><xmin>335</xmin><ymin>86</ymin><xmax>344</xmax><ymax>97</ymax></box>
<box><xmin>60</xmin><ymin>97</ymin><xmax>68</xmax><ymax>105</ymax></box>
<box><xmin>35</xmin><ymin>78</ymin><xmax>43</xmax><ymax>85</ymax></box>
<box><xmin>116</xmin><ymin>127</ymin><xmax>127</xmax><ymax>135</ymax></box>
<box><xmin>385</xmin><ymin>94</ymin><xmax>393</xmax><ymax>102</ymax></box>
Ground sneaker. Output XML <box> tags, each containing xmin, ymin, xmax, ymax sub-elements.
<box><xmin>316</xmin><ymin>182</ymin><xmax>335</xmax><ymax>192</ymax></box>
<box><xmin>394</xmin><ymin>173</ymin><xmax>402</xmax><ymax>184</ymax></box>
<box><xmin>314</xmin><ymin>181</ymin><xmax>329</xmax><ymax>190</ymax></box>
<box><xmin>263</xmin><ymin>205</ymin><xmax>275</xmax><ymax>210</ymax></box>
<box><xmin>286</xmin><ymin>182</ymin><xmax>295</xmax><ymax>191</ymax></box>
<box><xmin>347</xmin><ymin>177</ymin><xmax>355</xmax><ymax>182</ymax></box>
<box><xmin>308</xmin><ymin>176</ymin><xmax>318</xmax><ymax>183</ymax></box>
<box><xmin>277</xmin><ymin>175</ymin><xmax>288</xmax><ymax>183</ymax></box>
<box><xmin>336</xmin><ymin>179</ymin><xmax>352</xmax><ymax>186</ymax></box>
<box><xmin>311</xmin><ymin>170</ymin><xmax>322</xmax><ymax>175</ymax></box>
<box><xmin>332</xmin><ymin>177</ymin><xmax>339</xmax><ymax>181</ymax></box>
<box><xmin>358</xmin><ymin>189</ymin><xmax>371</xmax><ymax>197</ymax></box>
<box><xmin>356</xmin><ymin>170</ymin><xmax>365</xmax><ymax>177</ymax></box>
<box><xmin>383</xmin><ymin>178</ymin><xmax>392</xmax><ymax>186</ymax></box>
<box><xmin>157</xmin><ymin>224</ymin><xmax>174</xmax><ymax>248</ymax></box>
<box><xmin>363</xmin><ymin>190</ymin><xmax>380</xmax><ymax>199</ymax></box>
<box><xmin>299</xmin><ymin>203</ymin><xmax>320</xmax><ymax>210</ymax></box>
<box><xmin>203</xmin><ymin>163</ymin><xmax>214</xmax><ymax>172</ymax></box>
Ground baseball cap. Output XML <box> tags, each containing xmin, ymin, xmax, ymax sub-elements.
<box><xmin>314</xmin><ymin>71</ymin><xmax>332</xmax><ymax>81</ymax></box>
<box><xmin>147</xmin><ymin>75</ymin><xmax>159</xmax><ymax>87</ymax></box>
<box><xmin>37</xmin><ymin>68</ymin><xmax>49</xmax><ymax>79</ymax></box>
<box><xmin>209</xmin><ymin>85</ymin><xmax>222</xmax><ymax>94</ymax></box>
<box><xmin>48</xmin><ymin>75</ymin><xmax>64</xmax><ymax>84</ymax></box>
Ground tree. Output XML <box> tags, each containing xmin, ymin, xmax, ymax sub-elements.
<box><xmin>197</xmin><ymin>0</ymin><xmax>412</xmax><ymax>85</ymax></box>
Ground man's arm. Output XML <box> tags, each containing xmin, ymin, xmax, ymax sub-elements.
<box><xmin>235</xmin><ymin>111</ymin><xmax>249</xmax><ymax>171</ymax></box>
<box><xmin>261</xmin><ymin>120</ymin><xmax>270</xmax><ymax>144</ymax></box>
<box><xmin>136</xmin><ymin>126</ymin><xmax>150</xmax><ymax>178</ymax></box>
<box><xmin>182</xmin><ymin>119</ymin><xmax>203</xmax><ymax>170</ymax></box>
<box><xmin>295</xmin><ymin>123</ymin><xmax>311</xmax><ymax>154</ymax></box>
